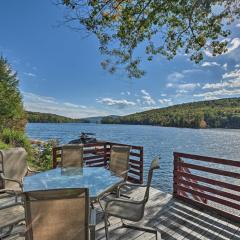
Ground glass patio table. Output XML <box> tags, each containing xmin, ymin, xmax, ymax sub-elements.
<box><xmin>23</xmin><ymin>167</ymin><xmax>124</xmax><ymax>200</ymax></box>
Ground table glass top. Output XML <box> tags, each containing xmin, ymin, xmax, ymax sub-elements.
<box><xmin>23</xmin><ymin>167</ymin><xmax>123</xmax><ymax>199</ymax></box>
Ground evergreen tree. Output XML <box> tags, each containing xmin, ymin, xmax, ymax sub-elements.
<box><xmin>0</xmin><ymin>56</ymin><xmax>26</xmax><ymax>131</ymax></box>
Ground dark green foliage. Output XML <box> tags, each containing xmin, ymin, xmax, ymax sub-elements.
<box><xmin>27</xmin><ymin>111</ymin><xmax>90</xmax><ymax>123</ymax></box>
<box><xmin>0</xmin><ymin>56</ymin><xmax>26</xmax><ymax>130</ymax></box>
<box><xmin>102</xmin><ymin>98</ymin><xmax>240</xmax><ymax>129</ymax></box>
<box><xmin>31</xmin><ymin>140</ymin><xmax>58</xmax><ymax>170</ymax></box>
<box><xmin>1</xmin><ymin>128</ymin><xmax>32</xmax><ymax>155</ymax></box>
<box><xmin>60</xmin><ymin>0</ymin><xmax>239</xmax><ymax>78</ymax></box>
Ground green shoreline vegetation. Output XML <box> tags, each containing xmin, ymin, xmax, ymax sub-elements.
<box><xmin>0</xmin><ymin>56</ymin><xmax>55</xmax><ymax>170</ymax></box>
<box><xmin>101</xmin><ymin>98</ymin><xmax>240</xmax><ymax>129</ymax></box>
<box><xmin>27</xmin><ymin>111</ymin><xmax>90</xmax><ymax>123</ymax></box>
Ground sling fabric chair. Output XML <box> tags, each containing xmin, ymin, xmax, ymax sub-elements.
<box><xmin>0</xmin><ymin>189</ymin><xmax>25</xmax><ymax>239</ymax></box>
<box><xmin>24</xmin><ymin>188</ymin><xmax>89</xmax><ymax>240</ymax></box>
<box><xmin>0</xmin><ymin>148</ymin><xmax>38</xmax><ymax>191</ymax></box>
<box><xmin>109</xmin><ymin>145</ymin><xmax>131</xmax><ymax>180</ymax></box>
<box><xmin>61</xmin><ymin>144</ymin><xmax>84</xmax><ymax>168</ymax></box>
<box><xmin>104</xmin><ymin>157</ymin><xmax>161</xmax><ymax>239</ymax></box>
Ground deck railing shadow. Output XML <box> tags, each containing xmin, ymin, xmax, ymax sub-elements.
<box><xmin>144</xmin><ymin>200</ymin><xmax>239</xmax><ymax>240</ymax></box>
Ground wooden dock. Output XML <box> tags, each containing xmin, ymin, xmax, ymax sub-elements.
<box><xmin>95</xmin><ymin>186</ymin><xmax>240</xmax><ymax>240</ymax></box>
<box><xmin>1</xmin><ymin>186</ymin><xmax>240</xmax><ymax>239</ymax></box>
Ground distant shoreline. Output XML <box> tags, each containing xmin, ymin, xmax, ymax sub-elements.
<box><xmin>27</xmin><ymin>122</ymin><xmax>240</xmax><ymax>130</ymax></box>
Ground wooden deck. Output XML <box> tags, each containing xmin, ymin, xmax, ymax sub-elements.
<box><xmin>1</xmin><ymin>186</ymin><xmax>240</xmax><ymax>240</ymax></box>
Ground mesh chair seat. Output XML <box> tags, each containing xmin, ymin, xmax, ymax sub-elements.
<box><xmin>61</xmin><ymin>144</ymin><xmax>84</xmax><ymax>168</ymax></box>
<box><xmin>109</xmin><ymin>145</ymin><xmax>131</xmax><ymax>178</ymax></box>
<box><xmin>0</xmin><ymin>148</ymin><xmax>28</xmax><ymax>189</ymax></box>
<box><xmin>106</xmin><ymin>199</ymin><xmax>144</xmax><ymax>222</ymax></box>
<box><xmin>24</xmin><ymin>188</ymin><xmax>89</xmax><ymax>240</ymax></box>
<box><xmin>0</xmin><ymin>204</ymin><xmax>24</xmax><ymax>229</ymax></box>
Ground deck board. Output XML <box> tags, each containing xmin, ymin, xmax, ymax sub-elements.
<box><xmin>1</xmin><ymin>186</ymin><xmax>239</xmax><ymax>240</ymax></box>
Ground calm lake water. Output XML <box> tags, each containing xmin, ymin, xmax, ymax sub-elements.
<box><xmin>26</xmin><ymin>123</ymin><xmax>240</xmax><ymax>193</ymax></box>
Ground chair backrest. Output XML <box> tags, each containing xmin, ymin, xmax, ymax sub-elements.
<box><xmin>144</xmin><ymin>157</ymin><xmax>160</xmax><ymax>203</ymax></box>
<box><xmin>61</xmin><ymin>144</ymin><xmax>83</xmax><ymax>168</ymax></box>
<box><xmin>24</xmin><ymin>188</ymin><xmax>89</xmax><ymax>240</ymax></box>
<box><xmin>109</xmin><ymin>145</ymin><xmax>131</xmax><ymax>178</ymax></box>
<box><xmin>0</xmin><ymin>147</ymin><xmax>28</xmax><ymax>188</ymax></box>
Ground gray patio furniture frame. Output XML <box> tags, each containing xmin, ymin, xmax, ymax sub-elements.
<box><xmin>0</xmin><ymin>148</ymin><xmax>39</xmax><ymax>191</ymax></box>
<box><xmin>61</xmin><ymin>144</ymin><xmax>84</xmax><ymax>168</ymax></box>
<box><xmin>104</xmin><ymin>157</ymin><xmax>161</xmax><ymax>239</ymax></box>
<box><xmin>0</xmin><ymin>188</ymin><xmax>96</xmax><ymax>240</ymax></box>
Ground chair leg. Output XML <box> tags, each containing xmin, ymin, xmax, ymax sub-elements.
<box><xmin>121</xmin><ymin>222</ymin><xmax>161</xmax><ymax>239</ymax></box>
<box><xmin>104</xmin><ymin>214</ymin><xmax>109</xmax><ymax>240</ymax></box>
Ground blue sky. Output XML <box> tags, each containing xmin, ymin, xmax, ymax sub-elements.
<box><xmin>1</xmin><ymin>1</ymin><xmax>240</xmax><ymax>118</ymax></box>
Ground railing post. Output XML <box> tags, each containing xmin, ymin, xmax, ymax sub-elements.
<box><xmin>52</xmin><ymin>147</ymin><xmax>57</xmax><ymax>169</ymax></box>
<box><xmin>173</xmin><ymin>152</ymin><xmax>180</xmax><ymax>198</ymax></box>
<box><xmin>140</xmin><ymin>146</ymin><xmax>144</xmax><ymax>184</ymax></box>
<box><xmin>103</xmin><ymin>142</ymin><xmax>108</xmax><ymax>167</ymax></box>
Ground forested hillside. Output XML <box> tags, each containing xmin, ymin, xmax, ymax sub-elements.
<box><xmin>102</xmin><ymin>98</ymin><xmax>240</xmax><ymax>129</ymax></box>
<box><xmin>27</xmin><ymin>111</ymin><xmax>89</xmax><ymax>123</ymax></box>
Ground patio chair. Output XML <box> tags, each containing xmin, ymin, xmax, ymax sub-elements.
<box><xmin>24</xmin><ymin>188</ymin><xmax>90</xmax><ymax>240</ymax></box>
<box><xmin>104</xmin><ymin>157</ymin><xmax>161</xmax><ymax>239</ymax></box>
<box><xmin>0</xmin><ymin>189</ymin><xmax>25</xmax><ymax>239</ymax></box>
<box><xmin>109</xmin><ymin>145</ymin><xmax>131</xmax><ymax>180</ymax></box>
<box><xmin>0</xmin><ymin>148</ymin><xmax>38</xmax><ymax>191</ymax></box>
<box><xmin>61</xmin><ymin>144</ymin><xmax>84</xmax><ymax>168</ymax></box>
<box><xmin>0</xmin><ymin>188</ymin><xmax>96</xmax><ymax>240</ymax></box>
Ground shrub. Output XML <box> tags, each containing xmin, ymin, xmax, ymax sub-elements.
<box><xmin>0</xmin><ymin>140</ymin><xmax>10</xmax><ymax>150</ymax></box>
<box><xmin>1</xmin><ymin>128</ymin><xmax>31</xmax><ymax>151</ymax></box>
<box><xmin>31</xmin><ymin>140</ymin><xmax>58</xmax><ymax>171</ymax></box>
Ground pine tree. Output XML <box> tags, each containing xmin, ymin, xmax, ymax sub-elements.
<box><xmin>0</xmin><ymin>56</ymin><xmax>26</xmax><ymax>131</ymax></box>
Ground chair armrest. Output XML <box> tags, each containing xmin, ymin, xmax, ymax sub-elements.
<box><xmin>117</xmin><ymin>182</ymin><xmax>147</xmax><ymax>197</ymax></box>
<box><xmin>0</xmin><ymin>189</ymin><xmax>20</xmax><ymax>200</ymax></box>
<box><xmin>0</xmin><ymin>173</ymin><xmax>22</xmax><ymax>188</ymax></box>
<box><xmin>105</xmin><ymin>197</ymin><xmax>143</xmax><ymax>211</ymax></box>
<box><xmin>27</xmin><ymin>166</ymin><xmax>40</xmax><ymax>174</ymax></box>
<box><xmin>89</xmin><ymin>207</ymin><xmax>96</xmax><ymax>226</ymax></box>
<box><xmin>0</xmin><ymin>189</ymin><xmax>23</xmax><ymax>208</ymax></box>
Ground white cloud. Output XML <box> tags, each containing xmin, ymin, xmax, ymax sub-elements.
<box><xmin>178</xmin><ymin>83</ymin><xmax>200</xmax><ymax>91</ymax></box>
<box><xmin>167</xmin><ymin>69</ymin><xmax>202</xmax><ymax>83</ymax></box>
<box><xmin>182</xmin><ymin>69</ymin><xmax>202</xmax><ymax>74</ymax></box>
<box><xmin>63</xmin><ymin>102</ymin><xmax>86</xmax><ymax>109</ymax></box>
<box><xmin>121</xmin><ymin>91</ymin><xmax>131</xmax><ymax>96</ymax></box>
<box><xmin>23</xmin><ymin>72</ymin><xmax>36</xmax><ymax>77</ymax></box>
<box><xmin>223</xmin><ymin>69</ymin><xmax>240</xmax><ymax>79</ymax></box>
<box><xmin>167</xmin><ymin>72</ymin><xmax>184</xmax><ymax>81</ymax></box>
<box><xmin>140</xmin><ymin>89</ymin><xmax>156</xmax><ymax>105</ymax></box>
<box><xmin>202</xmin><ymin>78</ymin><xmax>240</xmax><ymax>90</ymax></box>
<box><xmin>222</xmin><ymin>63</ymin><xmax>228</xmax><ymax>70</ymax></box>
<box><xmin>227</xmin><ymin>38</ymin><xmax>240</xmax><ymax>53</ymax></box>
<box><xmin>166</xmin><ymin>83</ymin><xmax>174</xmax><ymax>88</ymax></box>
<box><xmin>167</xmin><ymin>83</ymin><xmax>200</xmax><ymax>91</ymax></box>
<box><xmin>160</xmin><ymin>93</ymin><xmax>167</xmax><ymax>97</ymax></box>
<box><xmin>236</xmin><ymin>23</ymin><xmax>240</xmax><ymax>28</ymax></box>
<box><xmin>201</xmin><ymin>62</ymin><xmax>221</xmax><ymax>67</ymax></box>
<box><xmin>158</xmin><ymin>98</ymin><xmax>173</xmax><ymax>106</ymax></box>
<box><xmin>23</xmin><ymin>92</ymin><xmax>107</xmax><ymax>118</ymax></box>
<box><xmin>97</xmin><ymin>98</ymin><xmax>136</xmax><ymax>109</ymax></box>
<box><xmin>194</xmin><ymin>88</ymin><xmax>240</xmax><ymax>100</ymax></box>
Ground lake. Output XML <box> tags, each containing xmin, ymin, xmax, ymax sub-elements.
<box><xmin>26</xmin><ymin>123</ymin><xmax>240</xmax><ymax>193</ymax></box>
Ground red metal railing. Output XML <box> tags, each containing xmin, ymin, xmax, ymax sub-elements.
<box><xmin>52</xmin><ymin>141</ymin><xmax>143</xmax><ymax>184</ymax></box>
<box><xmin>173</xmin><ymin>152</ymin><xmax>240</xmax><ymax>222</ymax></box>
